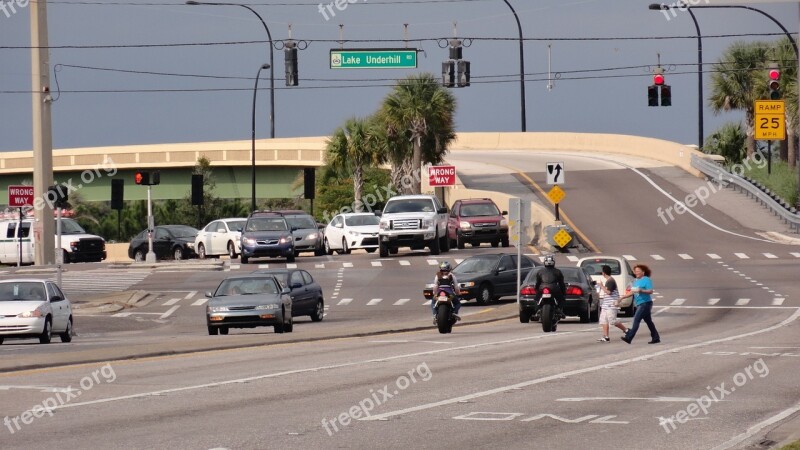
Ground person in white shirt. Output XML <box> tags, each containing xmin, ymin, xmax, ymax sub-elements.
<box><xmin>597</xmin><ymin>265</ymin><xmax>629</xmax><ymax>342</ymax></box>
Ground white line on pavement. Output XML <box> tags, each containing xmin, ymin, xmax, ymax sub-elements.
<box><xmin>622</xmin><ymin>255</ymin><xmax>636</xmax><ymax>261</ymax></box>
<box><xmin>735</xmin><ymin>299</ymin><xmax>750</xmax><ymax>306</ymax></box>
<box><xmin>337</xmin><ymin>298</ymin><xmax>353</xmax><ymax>306</ymax></box>
<box><xmin>670</xmin><ymin>299</ymin><xmax>686</xmax><ymax>306</ymax></box>
<box><xmin>393</xmin><ymin>299</ymin><xmax>410</xmax><ymax>306</ymax></box>
<box><xmin>566</xmin><ymin>255</ymin><xmax>579</xmax><ymax>262</ymax></box>
<box><xmin>315</xmin><ymin>264</ymin><xmax>325</xmax><ymax>269</ymax></box>
<box><xmin>162</xmin><ymin>298</ymin><xmax>181</xmax><ymax>306</ymax></box>
<box><xmin>258</xmin><ymin>264</ymin><xmax>269</xmax><ymax>269</ymax></box>
<box><xmin>455</xmin><ymin>259</ymin><xmax>463</xmax><ymax>264</ymax></box>
<box><xmin>764</xmin><ymin>253</ymin><xmax>778</xmax><ymax>259</ymax></box>
<box><xmin>343</xmin><ymin>262</ymin><xmax>353</xmax><ymax>268</ymax></box>
<box><xmin>400</xmin><ymin>260</ymin><xmax>411</xmax><ymax>266</ymax></box>
<box><xmin>735</xmin><ymin>253</ymin><xmax>749</xmax><ymax>259</ymax></box>
<box><xmin>708</xmin><ymin>298</ymin><xmax>720</xmax><ymax>305</ymax></box>
<box><xmin>773</xmin><ymin>298</ymin><xmax>785</xmax><ymax>306</ymax></box>
<box><xmin>286</xmin><ymin>264</ymin><xmax>297</xmax><ymax>269</ymax></box>
<box><xmin>651</xmin><ymin>255</ymin><xmax>664</xmax><ymax>261</ymax></box>
<box><xmin>184</xmin><ymin>291</ymin><xmax>197</xmax><ymax>300</ymax></box>
<box><xmin>160</xmin><ymin>306</ymin><xmax>180</xmax><ymax>319</ymax></box>
<box><xmin>678</xmin><ymin>254</ymin><xmax>693</xmax><ymax>260</ymax></box>
<box><xmin>229</xmin><ymin>264</ymin><xmax>240</xmax><ymax>270</ymax></box>
<box><xmin>191</xmin><ymin>298</ymin><xmax>208</xmax><ymax>306</ymax></box>
<box><xmin>371</xmin><ymin>261</ymin><xmax>382</xmax><ymax>267</ymax></box>
<box><xmin>427</xmin><ymin>259</ymin><xmax>439</xmax><ymax>266</ymax></box>
<box><xmin>792</xmin><ymin>252</ymin><xmax>800</xmax><ymax>258</ymax></box>
<box><xmin>707</xmin><ymin>254</ymin><xmax>721</xmax><ymax>260</ymax></box>
<box><xmin>366</xmin><ymin>298</ymin><xmax>383</xmax><ymax>306</ymax></box>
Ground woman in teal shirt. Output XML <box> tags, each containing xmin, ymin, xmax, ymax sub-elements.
<box><xmin>619</xmin><ymin>264</ymin><xmax>660</xmax><ymax>344</ymax></box>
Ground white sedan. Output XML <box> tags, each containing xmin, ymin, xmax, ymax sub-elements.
<box><xmin>576</xmin><ymin>256</ymin><xmax>637</xmax><ymax>316</ymax></box>
<box><xmin>0</xmin><ymin>279</ymin><xmax>73</xmax><ymax>344</ymax></box>
<box><xmin>323</xmin><ymin>213</ymin><xmax>381</xmax><ymax>254</ymax></box>
<box><xmin>195</xmin><ymin>218</ymin><xmax>247</xmax><ymax>259</ymax></box>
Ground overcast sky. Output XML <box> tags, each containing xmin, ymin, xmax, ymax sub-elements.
<box><xmin>0</xmin><ymin>0</ymin><xmax>797</xmax><ymax>152</ymax></box>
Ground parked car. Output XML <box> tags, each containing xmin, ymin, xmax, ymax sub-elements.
<box><xmin>195</xmin><ymin>218</ymin><xmax>247</xmax><ymax>259</ymax></box>
<box><xmin>323</xmin><ymin>213</ymin><xmax>380</xmax><ymax>254</ymax></box>
<box><xmin>576</xmin><ymin>256</ymin><xmax>636</xmax><ymax>316</ymax></box>
<box><xmin>128</xmin><ymin>225</ymin><xmax>199</xmax><ymax>262</ymax></box>
<box><xmin>255</xmin><ymin>268</ymin><xmax>325</xmax><ymax>322</ymax></box>
<box><xmin>0</xmin><ymin>218</ymin><xmax>106</xmax><ymax>265</ymax></box>
<box><xmin>240</xmin><ymin>212</ymin><xmax>295</xmax><ymax>264</ymax></box>
<box><xmin>205</xmin><ymin>274</ymin><xmax>293</xmax><ymax>335</ymax></box>
<box><xmin>0</xmin><ymin>279</ymin><xmax>73</xmax><ymax>344</ymax></box>
<box><xmin>518</xmin><ymin>266</ymin><xmax>600</xmax><ymax>324</ymax></box>
<box><xmin>274</xmin><ymin>210</ymin><xmax>325</xmax><ymax>256</ymax></box>
<box><xmin>447</xmin><ymin>198</ymin><xmax>509</xmax><ymax>249</ymax></box>
<box><xmin>376</xmin><ymin>194</ymin><xmax>450</xmax><ymax>257</ymax></box>
<box><xmin>424</xmin><ymin>253</ymin><xmax>539</xmax><ymax>305</ymax></box>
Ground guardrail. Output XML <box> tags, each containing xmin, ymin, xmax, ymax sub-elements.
<box><xmin>690</xmin><ymin>154</ymin><xmax>800</xmax><ymax>233</ymax></box>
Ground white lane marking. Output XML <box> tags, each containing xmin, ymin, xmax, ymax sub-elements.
<box><xmin>162</xmin><ymin>298</ymin><xmax>181</xmax><ymax>306</ymax></box>
<box><xmin>735</xmin><ymin>253</ymin><xmax>749</xmax><ymax>259</ymax></box>
<box><xmin>711</xmin><ymin>401</ymin><xmax>800</xmax><ymax>450</ymax></box>
<box><xmin>371</xmin><ymin>261</ymin><xmax>382</xmax><ymax>267</ymax></box>
<box><xmin>336</xmin><ymin>298</ymin><xmax>353</xmax><ymax>306</ymax></box>
<box><xmin>427</xmin><ymin>259</ymin><xmax>439</xmax><ymax>266</ymax></box>
<box><xmin>707</xmin><ymin>254</ymin><xmax>721</xmax><ymax>260</ymax></box>
<box><xmin>393</xmin><ymin>298</ymin><xmax>411</xmax><ymax>306</ymax></box>
<box><xmin>678</xmin><ymin>254</ymin><xmax>693</xmax><ymax>260</ymax></box>
<box><xmin>361</xmin><ymin>308</ymin><xmax>800</xmax><ymax>422</ymax></box>
<box><xmin>566</xmin><ymin>256</ymin><xmax>579</xmax><ymax>262</ymax></box>
<box><xmin>0</xmin><ymin>385</ymin><xmax>78</xmax><ymax>393</ymax></box>
<box><xmin>191</xmin><ymin>298</ymin><xmax>208</xmax><ymax>306</ymax></box>
<box><xmin>708</xmin><ymin>298</ymin><xmax>720</xmax><ymax>305</ymax></box>
<box><xmin>160</xmin><ymin>306</ymin><xmax>180</xmax><ymax>319</ymax></box>
<box><xmin>422</xmin><ymin>300</ymin><xmax>431</xmax><ymax>306</ymax></box>
<box><xmin>184</xmin><ymin>291</ymin><xmax>197</xmax><ymax>300</ymax></box>
<box><xmin>286</xmin><ymin>263</ymin><xmax>297</xmax><ymax>269</ymax></box>
<box><xmin>735</xmin><ymin>298</ymin><xmax>751</xmax><ymax>306</ymax></box>
<box><xmin>670</xmin><ymin>299</ymin><xmax>686</xmax><ymax>306</ymax></box>
<box><xmin>773</xmin><ymin>298</ymin><xmax>785</xmax><ymax>306</ymax></box>
<box><xmin>343</xmin><ymin>262</ymin><xmax>353</xmax><ymax>268</ymax></box>
<box><xmin>367</xmin><ymin>298</ymin><xmax>383</xmax><ymax>306</ymax></box>
<box><xmin>791</xmin><ymin>252</ymin><xmax>800</xmax><ymax>258</ymax></box>
<box><xmin>764</xmin><ymin>253</ymin><xmax>778</xmax><ymax>259</ymax></box>
<box><xmin>749</xmin><ymin>346</ymin><xmax>800</xmax><ymax>349</ymax></box>
<box><xmin>258</xmin><ymin>264</ymin><xmax>269</xmax><ymax>269</ymax></box>
<box><xmin>400</xmin><ymin>260</ymin><xmax>411</xmax><ymax>266</ymax></box>
<box><xmin>651</xmin><ymin>255</ymin><xmax>664</xmax><ymax>261</ymax></box>
<box><xmin>558</xmin><ymin>396</ymin><xmax>697</xmax><ymax>402</ymax></box>
<box><xmin>455</xmin><ymin>259</ymin><xmax>464</xmax><ymax>264</ymax></box>
<box><xmin>315</xmin><ymin>264</ymin><xmax>325</xmax><ymax>269</ymax></box>
<box><xmin>622</xmin><ymin>255</ymin><xmax>636</xmax><ymax>261</ymax></box>
<box><xmin>112</xmin><ymin>312</ymin><xmax>132</xmax><ymax>317</ymax></box>
<box><xmin>229</xmin><ymin>264</ymin><xmax>240</xmax><ymax>270</ymax></box>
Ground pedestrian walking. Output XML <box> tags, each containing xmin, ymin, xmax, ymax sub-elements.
<box><xmin>596</xmin><ymin>265</ymin><xmax>629</xmax><ymax>342</ymax></box>
<box><xmin>619</xmin><ymin>264</ymin><xmax>660</xmax><ymax>344</ymax></box>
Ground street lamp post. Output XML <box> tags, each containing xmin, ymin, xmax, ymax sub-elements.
<box><xmin>186</xmin><ymin>0</ymin><xmax>275</xmax><ymax>211</ymax></box>
<box><xmin>502</xmin><ymin>0</ymin><xmax>526</xmax><ymax>132</ymax></box>
<box><xmin>650</xmin><ymin>3</ymin><xmax>703</xmax><ymax>151</ymax></box>
<box><xmin>252</xmin><ymin>64</ymin><xmax>270</xmax><ymax>212</ymax></box>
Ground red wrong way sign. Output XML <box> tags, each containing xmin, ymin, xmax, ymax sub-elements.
<box><xmin>8</xmin><ymin>185</ymin><xmax>34</xmax><ymax>207</ymax></box>
<box><xmin>429</xmin><ymin>165</ymin><xmax>456</xmax><ymax>187</ymax></box>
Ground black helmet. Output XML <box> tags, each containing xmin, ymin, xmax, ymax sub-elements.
<box><xmin>439</xmin><ymin>261</ymin><xmax>451</xmax><ymax>272</ymax></box>
<box><xmin>543</xmin><ymin>255</ymin><xmax>556</xmax><ymax>267</ymax></box>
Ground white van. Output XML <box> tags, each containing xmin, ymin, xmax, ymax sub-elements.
<box><xmin>0</xmin><ymin>218</ymin><xmax>106</xmax><ymax>265</ymax></box>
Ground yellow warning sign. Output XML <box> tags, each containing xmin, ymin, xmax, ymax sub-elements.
<box><xmin>547</xmin><ymin>185</ymin><xmax>565</xmax><ymax>204</ymax></box>
<box><xmin>553</xmin><ymin>229</ymin><xmax>572</xmax><ymax>248</ymax></box>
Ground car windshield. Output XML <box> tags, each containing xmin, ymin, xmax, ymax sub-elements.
<box><xmin>286</xmin><ymin>216</ymin><xmax>317</xmax><ymax>230</ymax></box>
<box><xmin>579</xmin><ymin>259</ymin><xmax>622</xmax><ymax>276</ymax></box>
<box><xmin>383</xmin><ymin>199</ymin><xmax>435</xmax><ymax>214</ymax></box>
<box><xmin>460</xmin><ymin>203</ymin><xmax>500</xmax><ymax>217</ymax></box>
<box><xmin>56</xmin><ymin>218</ymin><xmax>87</xmax><ymax>234</ymax></box>
<box><xmin>0</xmin><ymin>282</ymin><xmax>47</xmax><ymax>301</ymax></box>
<box><xmin>247</xmin><ymin>218</ymin><xmax>288</xmax><ymax>232</ymax></box>
<box><xmin>168</xmin><ymin>226</ymin><xmax>199</xmax><ymax>238</ymax></box>
<box><xmin>453</xmin><ymin>257</ymin><xmax>497</xmax><ymax>274</ymax></box>
<box><xmin>227</xmin><ymin>220</ymin><xmax>246</xmax><ymax>232</ymax></box>
<box><xmin>215</xmin><ymin>277</ymin><xmax>279</xmax><ymax>296</ymax></box>
<box><xmin>345</xmin><ymin>215</ymin><xmax>380</xmax><ymax>226</ymax></box>
<box><xmin>525</xmin><ymin>267</ymin><xmax>584</xmax><ymax>284</ymax></box>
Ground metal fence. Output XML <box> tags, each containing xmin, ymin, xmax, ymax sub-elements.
<box><xmin>690</xmin><ymin>154</ymin><xmax>800</xmax><ymax>233</ymax></box>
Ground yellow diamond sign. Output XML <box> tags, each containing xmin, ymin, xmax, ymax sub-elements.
<box><xmin>553</xmin><ymin>229</ymin><xmax>572</xmax><ymax>248</ymax></box>
<box><xmin>547</xmin><ymin>185</ymin><xmax>565</xmax><ymax>204</ymax></box>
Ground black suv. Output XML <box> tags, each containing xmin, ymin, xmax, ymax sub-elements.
<box><xmin>240</xmin><ymin>212</ymin><xmax>295</xmax><ymax>264</ymax></box>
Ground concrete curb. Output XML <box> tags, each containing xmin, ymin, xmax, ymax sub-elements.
<box><xmin>72</xmin><ymin>290</ymin><xmax>151</xmax><ymax>315</ymax></box>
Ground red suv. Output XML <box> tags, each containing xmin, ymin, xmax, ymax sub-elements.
<box><xmin>447</xmin><ymin>198</ymin><xmax>509</xmax><ymax>249</ymax></box>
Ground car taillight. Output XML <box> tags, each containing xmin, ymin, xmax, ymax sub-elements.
<box><xmin>520</xmin><ymin>286</ymin><xmax>536</xmax><ymax>296</ymax></box>
<box><xmin>542</xmin><ymin>287</ymin><xmax>550</xmax><ymax>294</ymax></box>
<box><xmin>566</xmin><ymin>286</ymin><xmax>583</xmax><ymax>296</ymax></box>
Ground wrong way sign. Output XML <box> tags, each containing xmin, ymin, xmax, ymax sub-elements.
<box><xmin>8</xmin><ymin>185</ymin><xmax>34</xmax><ymax>207</ymax></box>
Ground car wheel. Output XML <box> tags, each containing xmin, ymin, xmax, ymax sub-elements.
<box><xmin>219</xmin><ymin>326</ymin><xmax>229</xmax><ymax>335</ymax></box>
<box><xmin>519</xmin><ymin>311</ymin><xmax>531</xmax><ymax>323</ymax></box>
<box><xmin>197</xmin><ymin>243</ymin><xmax>207</xmax><ymax>259</ymax></box>
<box><xmin>324</xmin><ymin>238</ymin><xmax>334</xmax><ymax>255</ymax></box>
<box><xmin>429</xmin><ymin>231</ymin><xmax>441</xmax><ymax>255</ymax></box>
<box><xmin>60</xmin><ymin>317</ymin><xmax>73</xmax><ymax>343</ymax></box>
<box><xmin>285</xmin><ymin>315</ymin><xmax>294</xmax><ymax>333</ymax></box>
<box><xmin>590</xmin><ymin>301</ymin><xmax>600</xmax><ymax>323</ymax></box>
<box><xmin>501</xmin><ymin>238</ymin><xmax>509</xmax><ymax>248</ymax></box>
<box><xmin>311</xmin><ymin>300</ymin><xmax>324</xmax><ymax>322</ymax></box>
<box><xmin>228</xmin><ymin>241</ymin><xmax>238</xmax><ymax>259</ymax></box>
<box><xmin>286</xmin><ymin>253</ymin><xmax>296</xmax><ymax>263</ymax></box>
<box><xmin>241</xmin><ymin>255</ymin><xmax>249</xmax><ymax>264</ymax></box>
<box><xmin>379</xmin><ymin>242</ymin><xmax>389</xmax><ymax>257</ymax></box>
<box><xmin>491</xmin><ymin>240</ymin><xmax>499</xmax><ymax>248</ymax></box>
<box><xmin>579</xmin><ymin>305</ymin><xmax>591</xmax><ymax>323</ymax></box>
<box><xmin>39</xmin><ymin>318</ymin><xmax>52</xmax><ymax>344</ymax></box>
<box><xmin>389</xmin><ymin>247</ymin><xmax>398</xmax><ymax>255</ymax></box>
<box><xmin>342</xmin><ymin>238</ymin><xmax>351</xmax><ymax>255</ymax></box>
<box><xmin>456</xmin><ymin>231</ymin><xmax>465</xmax><ymax>249</ymax></box>
<box><xmin>441</xmin><ymin>232</ymin><xmax>450</xmax><ymax>252</ymax></box>
<box><xmin>314</xmin><ymin>246</ymin><xmax>325</xmax><ymax>256</ymax></box>
<box><xmin>274</xmin><ymin>310</ymin><xmax>286</xmax><ymax>334</ymax></box>
<box><xmin>173</xmin><ymin>247</ymin><xmax>184</xmax><ymax>261</ymax></box>
<box><xmin>208</xmin><ymin>326</ymin><xmax>218</xmax><ymax>335</ymax></box>
<box><xmin>476</xmin><ymin>283</ymin><xmax>493</xmax><ymax>305</ymax></box>
<box><xmin>134</xmin><ymin>249</ymin><xmax>145</xmax><ymax>262</ymax></box>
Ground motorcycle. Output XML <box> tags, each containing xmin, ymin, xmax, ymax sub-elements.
<box><xmin>433</xmin><ymin>285</ymin><xmax>458</xmax><ymax>334</ymax></box>
<box><xmin>536</xmin><ymin>286</ymin><xmax>562</xmax><ymax>333</ymax></box>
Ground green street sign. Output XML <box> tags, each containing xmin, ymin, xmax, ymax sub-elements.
<box><xmin>330</xmin><ymin>49</ymin><xmax>417</xmax><ymax>69</ymax></box>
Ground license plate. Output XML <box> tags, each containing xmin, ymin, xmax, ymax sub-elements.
<box><xmin>542</xmin><ymin>293</ymin><xmax>552</xmax><ymax>298</ymax></box>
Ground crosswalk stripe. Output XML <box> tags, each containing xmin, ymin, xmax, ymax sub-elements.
<box><xmin>343</xmin><ymin>262</ymin><xmax>353</xmax><ymax>268</ymax></box>
<box><xmin>622</xmin><ymin>255</ymin><xmax>636</xmax><ymax>261</ymax></box>
<box><xmin>791</xmin><ymin>252</ymin><xmax>800</xmax><ymax>258</ymax></box>
<box><xmin>678</xmin><ymin>254</ymin><xmax>693</xmax><ymax>260</ymax></box>
<box><xmin>566</xmin><ymin>255</ymin><xmax>579</xmax><ymax>262</ymax></box>
<box><xmin>258</xmin><ymin>264</ymin><xmax>270</xmax><ymax>269</ymax></box>
<box><xmin>670</xmin><ymin>298</ymin><xmax>686</xmax><ymax>306</ymax></box>
<box><xmin>427</xmin><ymin>259</ymin><xmax>439</xmax><ymax>266</ymax></box>
<box><xmin>315</xmin><ymin>264</ymin><xmax>325</xmax><ymax>269</ymax></box>
<box><xmin>773</xmin><ymin>298</ymin><xmax>785</xmax><ymax>306</ymax></box>
<box><xmin>160</xmin><ymin>306</ymin><xmax>180</xmax><ymax>319</ymax></box>
<box><xmin>286</xmin><ymin>263</ymin><xmax>297</xmax><ymax>269</ymax></box>
<box><xmin>229</xmin><ymin>264</ymin><xmax>240</xmax><ymax>270</ymax></box>
<box><xmin>736</xmin><ymin>298</ymin><xmax>751</xmax><ymax>306</ymax></box>
<box><xmin>400</xmin><ymin>260</ymin><xmax>411</xmax><ymax>266</ymax></box>
<box><xmin>163</xmin><ymin>298</ymin><xmax>181</xmax><ymax>306</ymax></box>
<box><xmin>367</xmin><ymin>298</ymin><xmax>383</xmax><ymax>305</ymax></box>
<box><xmin>735</xmin><ymin>253</ymin><xmax>749</xmax><ymax>259</ymax></box>
<box><xmin>185</xmin><ymin>291</ymin><xmax>197</xmax><ymax>300</ymax></box>
<box><xmin>763</xmin><ymin>253</ymin><xmax>778</xmax><ymax>259</ymax></box>
<box><xmin>708</xmin><ymin>298</ymin><xmax>720</xmax><ymax>305</ymax></box>
<box><xmin>337</xmin><ymin>298</ymin><xmax>353</xmax><ymax>306</ymax></box>
<box><xmin>455</xmin><ymin>259</ymin><xmax>464</xmax><ymax>264</ymax></box>
<box><xmin>422</xmin><ymin>300</ymin><xmax>431</xmax><ymax>306</ymax></box>
<box><xmin>191</xmin><ymin>298</ymin><xmax>208</xmax><ymax>306</ymax></box>
<box><xmin>707</xmin><ymin>254</ymin><xmax>721</xmax><ymax>260</ymax></box>
<box><xmin>651</xmin><ymin>255</ymin><xmax>665</xmax><ymax>261</ymax></box>
<box><xmin>371</xmin><ymin>261</ymin><xmax>382</xmax><ymax>267</ymax></box>
<box><xmin>393</xmin><ymin>298</ymin><xmax>410</xmax><ymax>306</ymax></box>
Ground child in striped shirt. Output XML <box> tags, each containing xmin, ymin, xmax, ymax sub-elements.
<box><xmin>597</xmin><ymin>265</ymin><xmax>629</xmax><ymax>342</ymax></box>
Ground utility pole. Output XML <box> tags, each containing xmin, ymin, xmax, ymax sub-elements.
<box><xmin>31</xmin><ymin>0</ymin><xmax>55</xmax><ymax>265</ymax></box>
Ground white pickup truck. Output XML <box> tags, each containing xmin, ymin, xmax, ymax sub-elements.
<box><xmin>376</xmin><ymin>194</ymin><xmax>450</xmax><ymax>257</ymax></box>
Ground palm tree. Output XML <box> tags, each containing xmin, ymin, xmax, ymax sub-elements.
<box><xmin>325</xmin><ymin>117</ymin><xmax>384</xmax><ymax>212</ymax></box>
<box><xmin>709</xmin><ymin>41</ymin><xmax>770</xmax><ymax>157</ymax></box>
<box><xmin>704</xmin><ymin>122</ymin><xmax>746</xmax><ymax>166</ymax></box>
<box><xmin>381</xmin><ymin>73</ymin><xmax>457</xmax><ymax>194</ymax></box>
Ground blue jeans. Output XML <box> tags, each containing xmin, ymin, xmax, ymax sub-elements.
<box><xmin>625</xmin><ymin>301</ymin><xmax>659</xmax><ymax>342</ymax></box>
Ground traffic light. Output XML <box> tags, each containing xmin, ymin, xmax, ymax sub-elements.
<box><xmin>48</xmin><ymin>185</ymin><xmax>68</xmax><ymax>209</ymax></box>
<box><xmin>110</xmin><ymin>179</ymin><xmax>124</xmax><ymax>210</ymax></box>
<box><xmin>660</xmin><ymin>85</ymin><xmax>672</xmax><ymax>106</ymax></box>
<box><xmin>304</xmin><ymin>168</ymin><xmax>315</xmax><ymax>200</ymax></box>
<box><xmin>191</xmin><ymin>174</ymin><xmax>203</xmax><ymax>206</ymax></box>
<box><xmin>457</xmin><ymin>60</ymin><xmax>471</xmax><ymax>88</ymax></box>
<box><xmin>134</xmin><ymin>170</ymin><xmax>160</xmax><ymax>186</ymax></box>
<box><xmin>648</xmin><ymin>73</ymin><xmax>670</xmax><ymax>107</ymax></box>
<box><xmin>442</xmin><ymin>61</ymin><xmax>455</xmax><ymax>88</ymax></box>
<box><xmin>285</xmin><ymin>42</ymin><xmax>298</xmax><ymax>87</ymax></box>
<box><xmin>648</xmin><ymin>85</ymin><xmax>659</xmax><ymax>107</ymax></box>
<box><xmin>768</xmin><ymin>67</ymin><xmax>780</xmax><ymax>100</ymax></box>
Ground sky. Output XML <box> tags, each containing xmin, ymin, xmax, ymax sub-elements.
<box><xmin>0</xmin><ymin>0</ymin><xmax>798</xmax><ymax>152</ymax></box>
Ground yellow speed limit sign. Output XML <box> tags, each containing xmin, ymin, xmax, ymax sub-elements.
<box><xmin>754</xmin><ymin>100</ymin><xmax>785</xmax><ymax>140</ymax></box>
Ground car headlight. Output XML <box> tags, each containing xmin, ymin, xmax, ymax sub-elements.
<box><xmin>500</xmin><ymin>218</ymin><xmax>508</xmax><ymax>228</ymax></box>
<box><xmin>380</xmin><ymin>220</ymin><xmax>389</xmax><ymax>230</ymax></box>
<box><xmin>422</xmin><ymin>219</ymin><xmax>434</xmax><ymax>228</ymax></box>
<box><xmin>255</xmin><ymin>304</ymin><xmax>279</xmax><ymax>310</ymax></box>
<box><xmin>18</xmin><ymin>306</ymin><xmax>45</xmax><ymax>318</ymax></box>
<box><xmin>349</xmin><ymin>230</ymin><xmax>361</xmax><ymax>236</ymax></box>
<box><xmin>459</xmin><ymin>221</ymin><xmax>471</xmax><ymax>230</ymax></box>
<box><xmin>461</xmin><ymin>282</ymin><xmax>475</xmax><ymax>288</ymax></box>
<box><xmin>207</xmin><ymin>306</ymin><xmax>229</xmax><ymax>313</ymax></box>
<box><xmin>306</xmin><ymin>232</ymin><xmax>318</xmax><ymax>240</ymax></box>
<box><xmin>279</xmin><ymin>236</ymin><xmax>292</xmax><ymax>244</ymax></box>
<box><xmin>243</xmin><ymin>238</ymin><xmax>256</xmax><ymax>246</ymax></box>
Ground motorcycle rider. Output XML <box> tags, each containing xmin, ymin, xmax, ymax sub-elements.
<box><xmin>534</xmin><ymin>254</ymin><xmax>567</xmax><ymax>319</ymax></box>
<box><xmin>431</xmin><ymin>261</ymin><xmax>461</xmax><ymax>324</ymax></box>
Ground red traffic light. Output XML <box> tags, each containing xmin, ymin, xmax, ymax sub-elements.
<box><xmin>134</xmin><ymin>171</ymin><xmax>144</xmax><ymax>185</ymax></box>
<box><xmin>769</xmin><ymin>69</ymin><xmax>780</xmax><ymax>81</ymax></box>
<box><xmin>653</xmin><ymin>74</ymin><xmax>665</xmax><ymax>86</ymax></box>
